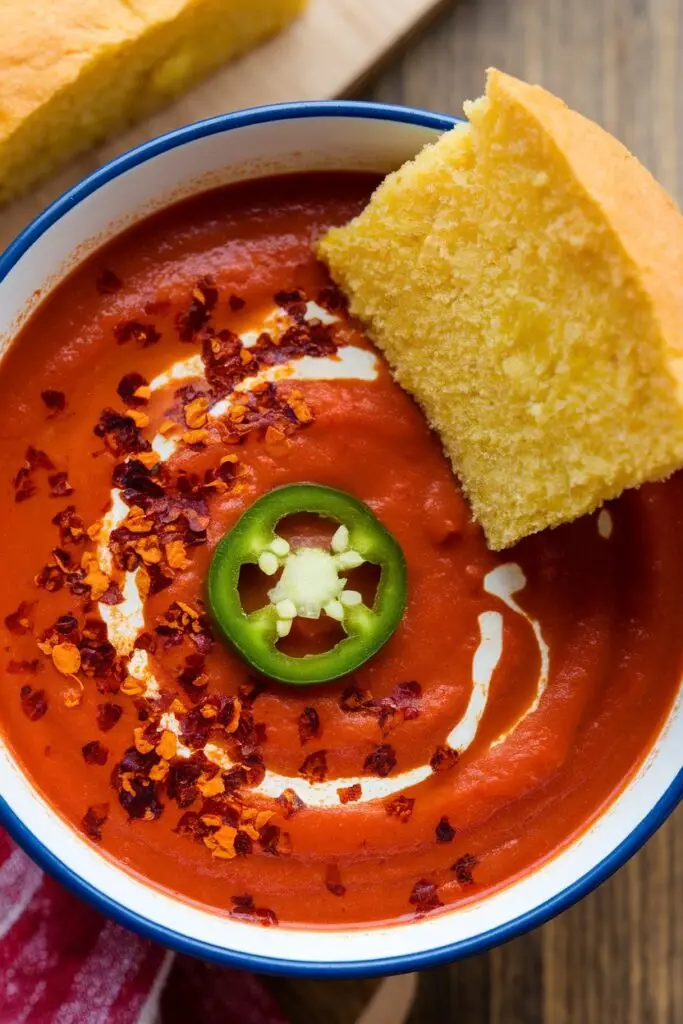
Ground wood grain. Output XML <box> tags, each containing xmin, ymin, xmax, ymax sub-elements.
<box><xmin>0</xmin><ymin>0</ymin><xmax>447</xmax><ymax>251</ymax></box>
<box><xmin>267</xmin><ymin>2</ymin><xmax>683</xmax><ymax>1021</ymax></box>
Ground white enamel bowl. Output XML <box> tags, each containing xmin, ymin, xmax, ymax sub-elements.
<box><xmin>0</xmin><ymin>102</ymin><xmax>681</xmax><ymax>978</ymax></box>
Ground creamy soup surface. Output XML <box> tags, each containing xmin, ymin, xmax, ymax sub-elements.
<box><xmin>0</xmin><ymin>173</ymin><xmax>680</xmax><ymax>928</ymax></box>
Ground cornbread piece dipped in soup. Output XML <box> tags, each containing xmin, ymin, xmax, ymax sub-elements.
<box><xmin>319</xmin><ymin>69</ymin><xmax>683</xmax><ymax>550</ymax></box>
<box><xmin>0</xmin><ymin>173</ymin><xmax>680</xmax><ymax>929</ymax></box>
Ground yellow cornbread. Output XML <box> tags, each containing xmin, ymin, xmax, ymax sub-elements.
<box><xmin>318</xmin><ymin>69</ymin><xmax>683</xmax><ymax>549</ymax></box>
<box><xmin>0</xmin><ymin>0</ymin><xmax>307</xmax><ymax>204</ymax></box>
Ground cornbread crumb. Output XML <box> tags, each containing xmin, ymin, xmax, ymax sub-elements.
<box><xmin>318</xmin><ymin>68</ymin><xmax>683</xmax><ymax>549</ymax></box>
<box><xmin>0</xmin><ymin>0</ymin><xmax>308</xmax><ymax>204</ymax></box>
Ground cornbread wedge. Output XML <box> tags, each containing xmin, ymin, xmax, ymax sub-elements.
<box><xmin>318</xmin><ymin>69</ymin><xmax>683</xmax><ymax>550</ymax></box>
<box><xmin>0</xmin><ymin>0</ymin><xmax>307</xmax><ymax>204</ymax></box>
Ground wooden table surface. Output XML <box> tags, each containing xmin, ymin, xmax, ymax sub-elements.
<box><xmin>266</xmin><ymin>1</ymin><xmax>683</xmax><ymax>1021</ymax></box>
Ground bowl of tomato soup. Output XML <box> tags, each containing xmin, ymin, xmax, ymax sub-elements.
<box><xmin>0</xmin><ymin>102</ymin><xmax>680</xmax><ymax>978</ymax></box>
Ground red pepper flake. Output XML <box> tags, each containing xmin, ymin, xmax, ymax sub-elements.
<box><xmin>274</xmin><ymin>288</ymin><xmax>307</xmax><ymax>323</ymax></box>
<box><xmin>430</xmin><ymin>745</ymin><xmax>459</xmax><ymax>773</ymax></box>
<box><xmin>259</xmin><ymin>823</ymin><xmax>286</xmax><ymax>856</ymax></box>
<box><xmin>325</xmin><ymin>864</ymin><xmax>346</xmax><ymax>897</ymax></box>
<box><xmin>452</xmin><ymin>853</ymin><xmax>478</xmax><ymax>885</ymax></box>
<box><xmin>394</xmin><ymin>681</ymin><xmax>422</xmax><ymax>719</ymax></box>
<box><xmin>81</xmin><ymin>802</ymin><xmax>109</xmax><ymax>842</ymax></box>
<box><xmin>176</xmin><ymin>276</ymin><xmax>219</xmax><ymax>341</ymax></box>
<box><xmin>409</xmin><ymin>879</ymin><xmax>443</xmax><ymax>917</ymax></box>
<box><xmin>298</xmin><ymin>750</ymin><xmax>328</xmax><ymax>784</ymax></box>
<box><xmin>99</xmin><ymin>581</ymin><xmax>124</xmax><ymax>606</ymax></box>
<box><xmin>96</xmin><ymin>269</ymin><xmax>122</xmax><ymax>294</ymax></box>
<box><xmin>114</xmin><ymin>320</ymin><xmax>161</xmax><ymax>347</ymax></box>
<box><xmin>48</xmin><ymin>471</ymin><xmax>74</xmax><ymax>497</ymax></box>
<box><xmin>26</xmin><ymin>446</ymin><xmax>54</xmax><ymax>471</ymax></box>
<box><xmin>134</xmin><ymin>631</ymin><xmax>157</xmax><ymax>653</ymax></box>
<box><xmin>167</xmin><ymin>756</ymin><xmax>207</xmax><ymax>809</ymax></box>
<box><xmin>436</xmin><ymin>816</ymin><xmax>456</xmax><ymax>843</ymax></box>
<box><xmin>277</xmin><ymin>788</ymin><xmax>305</xmax><ymax>820</ymax></box>
<box><xmin>297</xmin><ymin>706</ymin><xmax>321</xmax><ymax>745</ymax></box>
<box><xmin>14</xmin><ymin>472</ymin><xmax>36</xmax><ymax>503</ymax></box>
<box><xmin>7</xmin><ymin>658</ymin><xmax>41</xmax><ymax>675</ymax></box>
<box><xmin>12</xmin><ymin>448</ymin><xmax>52</xmax><ymax>502</ymax></box>
<box><xmin>41</xmin><ymin>389</ymin><xmax>66</xmax><ymax>415</ymax></box>
<box><xmin>117</xmin><ymin>372</ymin><xmax>150</xmax><ymax>408</ymax></box>
<box><xmin>364</xmin><ymin>744</ymin><xmax>397</xmax><ymax>778</ymax></box>
<box><xmin>112</xmin><ymin>747</ymin><xmax>164</xmax><ymax>821</ymax></box>
<box><xmin>94</xmin><ymin>408</ymin><xmax>151</xmax><ymax>457</ymax></box>
<box><xmin>52</xmin><ymin>505</ymin><xmax>86</xmax><ymax>545</ymax></box>
<box><xmin>317</xmin><ymin>284</ymin><xmax>348</xmax><ymax>314</ymax></box>
<box><xmin>385</xmin><ymin>794</ymin><xmax>414</xmax><ymax>823</ymax></box>
<box><xmin>234</xmin><ymin>830</ymin><xmax>253</xmax><ymax>857</ymax></box>
<box><xmin>229</xmin><ymin>894</ymin><xmax>278</xmax><ymax>928</ymax></box>
<box><xmin>96</xmin><ymin>702</ymin><xmax>123</xmax><ymax>732</ymax></box>
<box><xmin>254</xmin><ymin>319</ymin><xmax>336</xmax><ymax>366</ymax></box>
<box><xmin>228</xmin><ymin>294</ymin><xmax>245</xmax><ymax>312</ymax></box>
<box><xmin>82</xmin><ymin>740</ymin><xmax>109</xmax><ymax>766</ymax></box>
<box><xmin>337</xmin><ymin>783</ymin><xmax>362</xmax><ymax>805</ymax></box>
<box><xmin>4</xmin><ymin>601</ymin><xmax>35</xmax><ymax>635</ymax></box>
<box><xmin>339</xmin><ymin>685</ymin><xmax>373</xmax><ymax>712</ymax></box>
<box><xmin>20</xmin><ymin>685</ymin><xmax>48</xmax><ymax>721</ymax></box>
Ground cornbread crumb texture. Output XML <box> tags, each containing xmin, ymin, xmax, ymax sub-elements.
<box><xmin>319</xmin><ymin>68</ymin><xmax>683</xmax><ymax>549</ymax></box>
<box><xmin>0</xmin><ymin>0</ymin><xmax>308</xmax><ymax>203</ymax></box>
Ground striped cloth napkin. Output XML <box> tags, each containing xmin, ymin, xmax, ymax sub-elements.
<box><xmin>0</xmin><ymin>829</ymin><xmax>288</xmax><ymax>1024</ymax></box>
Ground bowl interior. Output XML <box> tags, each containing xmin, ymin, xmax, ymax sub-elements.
<box><xmin>0</xmin><ymin>104</ymin><xmax>680</xmax><ymax>977</ymax></box>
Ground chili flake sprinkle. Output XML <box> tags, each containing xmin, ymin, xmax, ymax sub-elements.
<box><xmin>96</xmin><ymin>269</ymin><xmax>122</xmax><ymax>294</ymax></box>
<box><xmin>409</xmin><ymin>879</ymin><xmax>443</xmax><ymax>917</ymax></box>
<box><xmin>20</xmin><ymin>685</ymin><xmax>48</xmax><ymax>721</ymax></box>
<box><xmin>364</xmin><ymin>744</ymin><xmax>397</xmax><ymax>778</ymax></box>
<box><xmin>385</xmin><ymin>794</ymin><xmax>414</xmax><ymax>823</ymax></box>
<box><xmin>41</xmin><ymin>389</ymin><xmax>66</xmax><ymax>414</ymax></box>
<box><xmin>325</xmin><ymin>864</ymin><xmax>346</xmax><ymax>897</ymax></box>
<box><xmin>13</xmin><ymin>446</ymin><xmax>55</xmax><ymax>502</ymax></box>
<box><xmin>297</xmin><ymin>706</ymin><xmax>321</xmax><ymax>746</ymax></box>
<box><xmin>52</xmin><ymin>506</ymin><xmax>86</xmax><ymax>545</ymax></box>
<box><xmin>298</xmin><ymin>750</ymin><xmax>328</xmax><ymax>784</ymax></box>
<box><xmin>430</xmin><ymin>745</ymin><xmax>459</xmax><ymax>773</ymax></box>
<box><xmin>82</xmin><ymin>740</ymin><xmax>109</xmax><ymax>766</ymax></box>
<box><xmin>81</xmin><ymin>803</ymin><xmax>109</xmax><ymax>842</ymax></box>
<box><xmin>117</xmin><ymin>372</ymin><xmax>150</xmax><ymax>408</ymax></box>
<box><xmin>339</xmin><ymin>685</ymin><xmax>373</xmax><ymax>713</ymax></box>
<box><xmin>114</xmin><ymin>320</ymin><xmax>160</xmax><ymax>348</ymax></box>
<box><xmin>5</xmin><ymin>600</ymin><xmax>35</xmax><ymax>636</ymax></box>
<box><xmin>435</xmin><ymin>816</ymin><xmax>456</xmax><ymax>843</ymax></box>
<box><xmin>229</xmin><ymin>894</ymin><xmax>278</xmax><ymax>928</ymax></box>
<box><xmin>96</xmin><ymin>702</ymin><xmax>123</xmax><ymax>732</ymax></box>
<box><xmin>48</xmin><ymin>472</ymin><xmax>74</xmax><ymax>497</ymax></box>
<box><xmin>176</xmin><ymin>276</ymin><xmax>218</xmax><ymax>341</ymax></box>
<box><xmin>277</xmin><ymin>788</ymin><xmax>305</xmax><ymax>819</ymax></box>
<box><xmin>452</xmin><ymin>853</ymin><xmax>478</xmax><ymax>885</ymax></box>
<box><xmin>337</xmin><ymin>783</ymin><xmax>362</xmax><ymax>805</ymax></box>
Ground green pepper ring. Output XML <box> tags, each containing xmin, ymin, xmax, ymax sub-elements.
<box><xmin>207</xmin><ymin>483</ymin><xmax>407</xmax><ymax>685</ymax></box>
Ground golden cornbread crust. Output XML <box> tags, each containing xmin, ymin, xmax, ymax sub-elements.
<box><xmin>318</xmin><ymin>69</ymin><xmax>683</xmax><ymax>549</ymax></box>
<box><xmin>0</xmin><ymin>0</ymin><xmax>307</xmax><ymax>204</ymax></box>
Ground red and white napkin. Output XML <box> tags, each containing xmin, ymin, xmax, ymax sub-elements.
<box><xmin>0</xmin><ymin>829</ymin><xmax>289</xmax><ymax>1024</ymax></box>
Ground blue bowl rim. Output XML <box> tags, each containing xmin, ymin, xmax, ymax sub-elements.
<box><xmin>0</xmin><ymin>98</ymin><xmax>680</xmax><ymax>979</ymax></box>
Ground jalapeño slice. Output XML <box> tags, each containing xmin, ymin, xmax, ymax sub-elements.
<box><xmin>207</xmin><ymin>483</ymin><xmax>407</xmax><ymax>685</ymax></box>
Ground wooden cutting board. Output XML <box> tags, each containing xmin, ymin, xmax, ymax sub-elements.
<box><xmin>0</xmin><ymin>0</ymin><xmax>447</xmax><ymax>250</ymax></box>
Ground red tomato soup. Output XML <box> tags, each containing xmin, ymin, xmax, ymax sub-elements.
<box><xmin>0</xmin><ymin>173</ymin><xmax>680</xmax><ymax>929</ymax></box>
